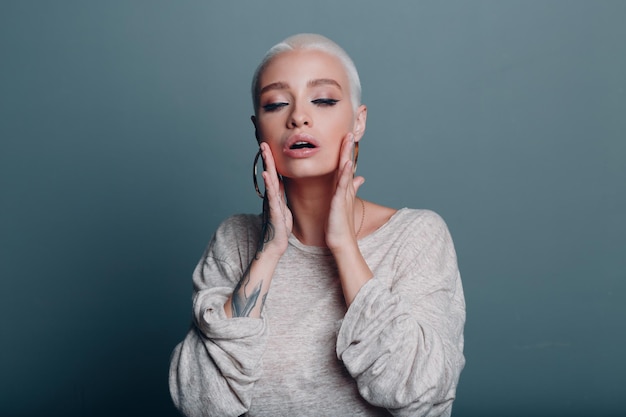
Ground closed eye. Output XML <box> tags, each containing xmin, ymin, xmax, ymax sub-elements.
<box><xmin>262</xmin><ymin>102</ymin><xmax>288</xmax><ymax>112</ymax></box>
<box><xmin>312</xmin><ymin>98</ymin><xmax>339</xmax><ymax>107</ymax></box>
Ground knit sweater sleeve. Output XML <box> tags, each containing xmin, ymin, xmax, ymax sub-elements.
<box><xmin>336</xmin><ymin>210</ymin><xmax>466</xmax><ymax>417</ymax></box>
<box><xmin>169</xmin><ymin>214</ymin><xmax>267</xmax><ymax>417</ymax></box>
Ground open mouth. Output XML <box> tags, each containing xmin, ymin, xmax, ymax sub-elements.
<box><xmin>284</xmin><ymin>134</ymin><xmax>320</xmax><ymax>158</ymax></box>
<box><xmin>290</xmin><ymin>141</ymin><xmax>316</xmax><ymax>150</ymax></box>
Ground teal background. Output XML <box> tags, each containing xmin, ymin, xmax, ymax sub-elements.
<box><xmin>1</xmin><ymin>1</ymin><xmax>624</xmax><ymax>416</ymax></box>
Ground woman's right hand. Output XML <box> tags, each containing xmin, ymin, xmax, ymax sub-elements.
<box><xmin>259</xmin><ymin>141</ymin><xmax>292</xmax><ymax>257</ymax></box>
<box><xmin>224</xmin><ymin>142</ymin><xmax>290</xmax><ymax>319</ymax></box>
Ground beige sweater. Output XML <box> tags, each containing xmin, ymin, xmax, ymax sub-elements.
<box><xmin>169</xmin><ymin>208</ymin><xmax>465</xmax><ymax>417</ymax></box>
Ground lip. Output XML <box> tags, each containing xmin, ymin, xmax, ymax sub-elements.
<box><xmin>283</xmin><ymin>133</ymin><xmax>320</xmax><ymax>159</ymax></box>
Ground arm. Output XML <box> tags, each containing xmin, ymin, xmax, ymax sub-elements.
<box><xmin>169</xmin><ymin>288</ymin><xmax>267</xmax><ymax>417</ymax></box>
<box><xmin>336</xmin><ymin>212</ymin><xmax>466</xmax><ymax>417</ymax></box>
<box><xmin>224</xmin><ymin>141</ymin><xmax>292</xmax><ymax>318</ymax></box>
<box><xmin>325</xmin><ymin>133</ymin><xmax>372</xmax><ymax>305</ymax></box>
<box><xmin>326</xmin><ymin>135</ymin><xmax>464</xmax><ymax>414</ymax></box>
<box><xmin>169</xmin><ymin>220</ymin><xmax>266</xmax><ymax>417</ymax></box>
<box><xmin>169</xmin><ymin>143</ymin><xmax>290</xmax><ymax>417</ymax></box>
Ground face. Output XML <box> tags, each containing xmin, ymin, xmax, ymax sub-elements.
<box><xmin>252</xmin><ymin>49</ymin><xmax>366</xmax><ymax>179</ymax></box>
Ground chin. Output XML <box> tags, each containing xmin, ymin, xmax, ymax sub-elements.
<box><xmin>283</xmin><ymin>169</ymin><xmax>336</xmax><ymax>181</ymax></box>
<box><xmin>278</xmin><ymin>158</ymin><xmax>338</xmax><ymax>180</ymax></box>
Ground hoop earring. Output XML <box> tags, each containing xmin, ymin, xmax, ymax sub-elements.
<box><xmin>353</xmin><ymin>142</ymin><xmax>359</xmax><ymax>174</ymax></box>
<box><xmin>253</xmin><ymin>148</ymin><xmax>264</xmax><ymax>199</ymax></box>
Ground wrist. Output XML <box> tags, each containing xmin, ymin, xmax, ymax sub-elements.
<box><xmin>331</xmin><ymin>243</ymin><xmax>373</xmax><ymax>306</ymax></box>
<box><xmin>256</xmin><ymin>244</ymin><xmax>286</xmax><ymax>262</ymax></box>
<box><xmin>328</xmin><ymin>237</ymin><xmax>358</xmax><ymax>256</ymax></box>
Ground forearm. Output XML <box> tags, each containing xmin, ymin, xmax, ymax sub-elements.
<box><xmin>331</xmin><ymin>242</ymin><xmax>373</xmax><ymax>306</ymax></box>
<box><xmin>337</xmin><ymin>278</ymin><xmax>464</xmax><ymax>416</ymax></box>
<box><xmin>171</xmin><ymin>287</ymin><xmax>268</xmax><ymax>417</ymax></box>
<box><xmin>224</xmin><ymin>249</ymin><xmax>282</xmax><ymax>318</ymax></box>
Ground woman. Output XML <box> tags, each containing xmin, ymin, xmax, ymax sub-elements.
<box><xmin>169</xmin><ymin>33</ymin><xmax>465</xmax><ymax>417</ymax></box>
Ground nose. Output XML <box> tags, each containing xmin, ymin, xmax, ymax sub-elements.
<box><xmin>287</xmin><ymin>102</ymin><xmax>311</xmax><ymax>128</ymax></box>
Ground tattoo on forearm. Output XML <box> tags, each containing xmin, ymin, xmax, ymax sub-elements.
<box><xmin>231</xmin><ymin>192</ymin><xmax>279</xmax><ymax>317</ymax></box>
<box><xmin>231</xmin><ymin>265</ymin><xmax>266</xmax><ymax>317</ymax></box>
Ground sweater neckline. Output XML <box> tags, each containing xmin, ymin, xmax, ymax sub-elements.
<box><xmin>287</xmin><ymin>207</ymin><xmax>409</xmax><ymax>255</ymax></box>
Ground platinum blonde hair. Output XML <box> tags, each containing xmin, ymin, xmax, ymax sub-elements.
<box><xmin>251</xmin><ymin>33</ymin><xmax>362</xmax><ymax>113</ymax></box>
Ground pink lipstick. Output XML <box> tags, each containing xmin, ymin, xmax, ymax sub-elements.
<box><xmin>283</xmin><ymin>133</ymin><xmax>320</xmax><ymax>158</ymax></box>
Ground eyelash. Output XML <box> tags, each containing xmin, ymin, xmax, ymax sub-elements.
<box><xmin>262</xmin><ymin>98</ymin><xmax>339</xmax><ymax>112</ymax></box>
<box><xmin>312</xmin><ymin>98</ymin><xmax>339</xmax><ymax>107</ymax></box>
<box><xmin>262</xmin><ymin>102</ymin><xmax>288</xmax><ymax>112</ymax></box>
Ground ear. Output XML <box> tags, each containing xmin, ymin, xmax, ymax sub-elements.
<box><xmin>251</xmin><ymin>115</ymin><xmax>260</xmax><ymax>143</ymax></box>
<box><xmin>352</xmin><ymin>105</ymin><xmax>367</xmax><ymax>142</ymax></box>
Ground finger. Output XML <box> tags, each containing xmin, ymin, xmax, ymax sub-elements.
<box><xmin>278</xmin><ymin>176</ymin><xmax>287</xmax><ymax>205</ymax></box>
<box><xmin>262</xmin><ymin>171</ymin><xmax>281</xmax><ymax>205</ymax></box>
<box><xmin>352</xmin><ymin>175</ymin><xmax>365</xmax><ymax>195</ymax></box>
<box><xmin>261</xmin><ymin>142</ymin><xmax>279</xmax><ymax>179</ymax></box>
<box><xmin>263</xmin><ymin>146</ymin><xmax>285</xmax><ymax>196</ymax></box>
<box><xmin>338</xmin><ymin>133</ymin><xmax>354</xmax><ymax>168</ymax></box>
<box><xmin>335</xmin><ymin>159</ymin><xmax>353</xmax><ymax>194</ymax></box>
<box><xmin>262</xmin><ymin>172</ymin><xmax>285</xmax><ymax>228</ymax></box>
<box><xmin>260</xmin><ymin>148</ymin><xmax>279</xmax><ymax>199</ymax></box>
<box><xmin>260</xmin><ymin>146</ymin><xmax>286</xmax><ymax>210</ymax></box>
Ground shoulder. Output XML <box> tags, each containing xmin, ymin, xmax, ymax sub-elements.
<box><xmin>377</xmin><ymin>208</ymin><xmax>456</xmax><ymax>255</ymax></box>
<box><xmin>395</xmin><ymin>209</ymin><xmax>458</xmax><ymax>266</ymax></box>
<box><xmin>399</xmin><ymin>208</ymin><xmax>453</xmax><ymax>244</ymax></box>
<box><xmin>215</xmin><ymin>213</ymin><xmax>262</xmax><ymax>237</ymax></box>
<box><xmin>208</xmin><ymin>213</ymin><xmax>262</xmax><ymax>259</ymax></box>
<box><xmin>398</xmin><ymin>208</ymin><xmax>449</xmax><ymax>230</ymax></box>
<box><xmin>389</xmin><ymin>209</ymin><xmax>459</xmax><ymax>275</ymax></box>
<box><xmin>379</xmin><ymin>207</ymin><xmax>449</xmax><ymax>234</ymax></box>
<box><xmin>361</xmin><ymin>202</ymin><xmax>452</xmax><ymax>242</ymax></box>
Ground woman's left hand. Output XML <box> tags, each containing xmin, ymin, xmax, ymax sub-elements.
<box><xmin>325</xmin><ymin>133</ymin><xmax>365</xmax><ymax>252</ymax></box>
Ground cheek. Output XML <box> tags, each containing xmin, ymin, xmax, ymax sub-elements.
<box><xmin>331</xmin><ymin>107</ymin><xmax>357</xmax><ymax>134</ymax></box>
<box><xmin>264</xmin><ymin>141</ymin><xmax>287</xmax><ymax>172</ymax></box>
<box><xmin>256</xmin><ymin>118</ymin><xmax>283</xmax><ymax>142</ymax></box>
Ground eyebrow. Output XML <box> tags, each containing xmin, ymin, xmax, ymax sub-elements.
<box><xmin>259</xmin><ymin>82</ymin><xmax>289</xmax><ymax>95</ymax></box>
<box><xmin>259</xmin><ymin>78</ymin><xmax>342</xmax><ymax>95</ymax></box>
<box><xmin>307</xmin><ymin>78</ymin><xmax>342</xmax><ymax>90</ymax></box>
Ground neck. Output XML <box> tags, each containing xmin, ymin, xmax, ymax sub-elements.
<box><xmin>283</xmin><ymin>175</ymin><xmax>335</xmax><ymax>247</ymax></box>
